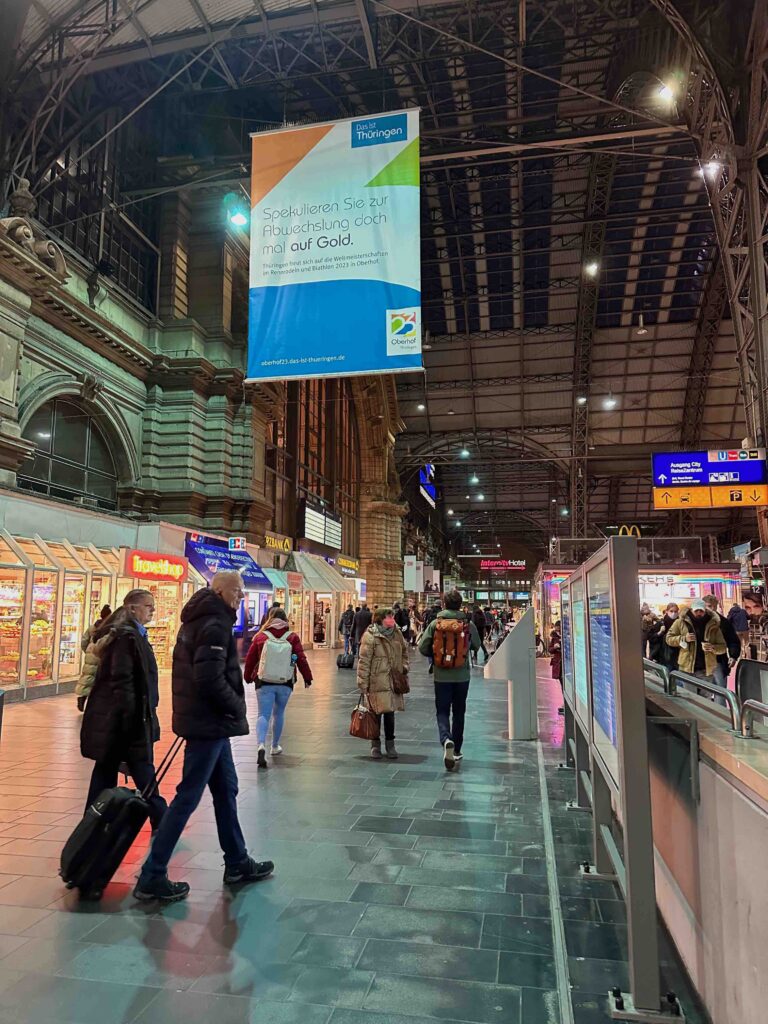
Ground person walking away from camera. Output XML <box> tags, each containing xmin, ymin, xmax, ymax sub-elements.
<box><xmin>357</xmin><ymin>607</ymin><xmax>408</xmax><ymax>760</ymax></box>
<box><xmin>339</xmin><ymin>604</ymin><xmax>355</xmax><ymax>655</ymax></box>
<box><xmin>471</xmin><ymin>606</ymin><xmax>487</xmax><ymax>666</ymax></box>
<box><xmin>419</xmin><ymin>590</ymin><xmax>481</xmax><ymax>770</ymax></box>
<box><xmin>79</xmin><ymin>590</ymin><xmax>167</xmax><ymax>833</ymax></box>
<box><xmin>666</xmin><ymin>600</ymin><xmax>726</xmax><ymax>695</ymax></box>
<box><xmin>728</xmin><ymin>600</ymin><xmax>750</xmax><ymax>658</ymax></box>
<box><xmin>80</xmin><ymin>604</ymin><xmax>112</xmax><ymax>654</ymax></box>
<box><xmin>394</xmin><ymin>602</ymin><xmax>410</xmax><ymax>644</ymax></box>
<box><xmin>134</xmin><ymin>571</ymin><xmax>273</xmax><ymax>903</ymax></box>
<box><xmin>703</xmin><ymin>594</ymin><xmax>741</xmax><ymax>700</ymax></box>
<box><xmin>409</xmin><ymin>604</ymin><xmax>421</xmax><ymax>647</ymax></box>
<box><xmin>244</xmin><ymin>608</ymin><xmax>312</xmax><ymax>769</ymax></box>
<box><xmin>352</xmin><ymin>602</ymin><xmax>372</xmax><ymax>657</ymax></box>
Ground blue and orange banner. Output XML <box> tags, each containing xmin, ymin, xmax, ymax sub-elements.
<box><xmin>246</xmin><ymin>109</ymin><xmax>422</xmax><ymax>382</ymax></box>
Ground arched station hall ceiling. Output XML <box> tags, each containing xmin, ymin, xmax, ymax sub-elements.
<box><xmin>3</xmin><ymin>0</ymin><xmax>767</xmax><ymax>557</ymax></box>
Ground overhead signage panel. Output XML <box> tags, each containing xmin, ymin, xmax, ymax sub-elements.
<box><xmin>652</xmin><ymin>449</ymin><xmax>767</xmax><ymax>487</ymax></box>
<box><xmin>653</xmin><ymin>485</ymin><xmax>768</xmax><ymax>510</ymax></box>
<box><xmin>652</xmin><ymin>486</ymin><xmax>712</xmax><ymax>509</ymax></box>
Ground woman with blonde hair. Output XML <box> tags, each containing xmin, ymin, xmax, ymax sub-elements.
<box><xmin>356</xmin><ymin>607</ymin><xmax>408</xmax><ymax>759</ymax></box>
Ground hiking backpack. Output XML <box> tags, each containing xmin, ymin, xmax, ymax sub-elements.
<box><xmin>432</xmin><ymin>619</ymin><xmax>469</xmax><ymax>670</ymax></box>
<box><xmin>260</xmin><ymin>633</ymin><xmax>295</xmax><ymax>683</ymax></box>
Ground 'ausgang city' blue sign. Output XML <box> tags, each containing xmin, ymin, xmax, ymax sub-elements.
<box><xmin>652</xmin><ymin>449</ymin><xmax>767</xmax><ymax>487</ymax></box>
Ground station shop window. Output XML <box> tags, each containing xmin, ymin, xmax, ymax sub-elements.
<box><xmin>28</xmin><ymin>572</ymin><xmax>57</xmax><ymax>683</ymax></box>
<box><xmin>19</xmin><ymin>399</ymin><xmax>118</xmax><ymax>510</ymax></box>
<box><xmin>0</xmin><ymin>565</ymin><xmax>24</xmax><ymax>688</ymax></box>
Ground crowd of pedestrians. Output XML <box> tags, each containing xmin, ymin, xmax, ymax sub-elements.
<box><xmin>70</xmin><ymin>576</ymin><xmax>522</xmax><ymax>904</ymax></box>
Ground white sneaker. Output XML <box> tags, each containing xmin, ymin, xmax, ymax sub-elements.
<box><xmin>270</xmin><ymin>745</ymin><xmax>283</xmax><ymax>755</ymax></box>
<box><xmin>453</xmin><ymin>752</ymin><xmax>463</xmax><ymax>763</ymax></box>
<box><xmin>443</xmin><ymin>739</ymin><xmax>455</xmax><ymax>771</ymax></box>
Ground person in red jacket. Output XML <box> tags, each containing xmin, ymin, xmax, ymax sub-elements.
<box><xmin>244</xmin><ymin>608</ymin><xmax>312</xmax><ymax>769</ymax></box>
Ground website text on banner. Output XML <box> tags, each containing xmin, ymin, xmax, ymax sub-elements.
<box><xmin>247</xmin><ymin>110</ymin><xmax>422</xmax><ymax>382</ymax></box>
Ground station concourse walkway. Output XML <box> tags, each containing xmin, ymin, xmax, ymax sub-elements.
<box><xmin>0</xmin><ymin>650</ymin><xmax>706</xmax><ymax>1024</ymax></box>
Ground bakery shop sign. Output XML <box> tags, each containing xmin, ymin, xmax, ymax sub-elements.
<box><xmin>122</xmin><ymin>549</ymin><xmax>188</xmax><ymax>583</ymax></box>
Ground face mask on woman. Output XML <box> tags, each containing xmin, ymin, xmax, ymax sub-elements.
<box><xmin>667</xmin><ymin>610</ymin><xmax>678</xmax><ymax>620</ymax></box>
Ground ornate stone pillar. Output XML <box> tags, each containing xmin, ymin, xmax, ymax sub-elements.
<box><xmin>359</xmin><ymin>497</ymin><xmax>407</xmax><ymax>607</ymax></box>
<box><xmin>0</xmin><ymin>180</ymin><xmax>67</xmax><ymax>484</ymax></box>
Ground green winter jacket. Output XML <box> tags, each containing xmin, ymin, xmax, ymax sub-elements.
<box><xmin>418</xmin><ymin>610</ymin><xmax>481</xmax><ymax>683</ymax></box>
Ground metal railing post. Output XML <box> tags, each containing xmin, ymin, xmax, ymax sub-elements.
<box><xmin>740</xmin><ymin>699</ymin><xmax>768</xmax><ymax>738</ymax></box>
<box><xmin>670</xmin><ymin>670</ymin><xmax>741</xmax><ymax>731</ymax></box>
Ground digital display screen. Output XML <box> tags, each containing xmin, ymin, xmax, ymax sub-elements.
<box><xmin>652</xmin><ymin>449</ymin><xmax>767</xmax><ymax>487</ymax></box>
<box><xmin>588</xmin><ymin>559</ymin><xmax>619</xmax><ymax>786</ymax></box>
<box><xmin>302</xmin><ymin>501</ymin><xmax>342</xmax><ymax>549</ymax></box>
<box><xmin>572</xmin><ymin>577</ymin><xmax>590</xmax><ymax>726</ymax></box>
<box><xmin>561</xmin><ymin>586</ymin><xmax>573</xmax><ymax>704</ymax></box>
<box><xmin>419</xmin><ymin>463</ymin><xmax>437</xmax><ymax>508</ymax></box>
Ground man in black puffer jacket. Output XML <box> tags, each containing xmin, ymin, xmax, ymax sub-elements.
<box><xmin>134</xmin><ymin>571</ymin><xmax>274</xmax><ymax>903</ymax></box>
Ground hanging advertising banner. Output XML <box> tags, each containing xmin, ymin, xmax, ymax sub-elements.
<box><xmin>247</xmin><ymin>109</ymin><xmax>421</xmax><ymax>382</ymax></box>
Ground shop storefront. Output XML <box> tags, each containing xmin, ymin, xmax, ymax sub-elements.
<box><xmin>535</xmin><ymin>561</ymin><xmax>742</xmax><ymax>639</ymax></box>
<box><xmin>328</xmin><ymin>554</ymin><xmax>366</xmax><ymax>606</ymax></box>
<box><xmin>184</xmin><ymin>532</ymin><xmax>273</xmax><ymax>644</ymax></box>
<box><xmin>287</xmin><ymin>552</ymin><xmax>355</xmax><ymax>649</ymax></box>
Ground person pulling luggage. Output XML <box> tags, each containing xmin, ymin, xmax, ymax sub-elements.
<box><xmin>244</xmin><ymin>607</ymin><xmax>312</xmax><ymax>769</ymax></box>
<box><xmin>79</xmin><ymin>590</ymin><xmax>168</xmax><ymax>835</ymax></box>
<box><xmin>134</xmin><ymin>570</ymin><xmax>274</xmax><ymax>903</ymax></box>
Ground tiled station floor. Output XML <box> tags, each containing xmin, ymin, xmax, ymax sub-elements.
<box><xmin>0</xmin><ymin>651</ymin><xmax>705</xmax><ymax>1024</ymax></box>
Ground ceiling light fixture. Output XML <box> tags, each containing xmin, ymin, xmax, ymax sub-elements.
<box><xmin>447</xmin><ymin>409</ymin><xmax>456</xmax><ymax>416</ymax></box>
<box><xmin>470</xmin><ymin>474</ymin><xmax>479</xmax><ymax>484</ymax></box>
<box><xmin>477</xmin><ymin>493</ymin><xmax>485</xmax><ymax>501</ymax></box>
<box><xmin>561</xmin><ymin>508</ymin><xmax>569</xmax><ymax>516</ymax></box>
<box><xmin>551</xmin><ymin>498</ymin><xmax>557</xmax><ymax>503</ymax></box>
<box><xmin>459</xmin><ymin>447</ymin><xmax>470</xmax><ymax>458</ymax></box>
<box><xmin>603</xmin><ymin>392</ymin><xmax>618</xmax><ymax>410</ymax></box>
<box><xmin>658</xmin><ymin>83</ymin><xmax>675</xmax><ymax>103</ymax></box>
<box><xmin>636</xmin><ymin>313</ymin><xmax>648</xmax><ymax>336</ymax></box>
<box><xmin>576</xmin><ymin>395</ymin><xmax>587</xmax><ymax>405</ymax></box>
<box><xmin>585</xmin><ymin>261</ymin><xmax>599</xmax><ymax>278</ymax></box>
<box><xmin>448</xmin><ymin>509</ymin><xmax>454</xmax><ymax>515</ymax></box>
<box><xmin>417</xmin><ymin>403</ymin><xmax>425</xmax><ymax>411</ymax></box>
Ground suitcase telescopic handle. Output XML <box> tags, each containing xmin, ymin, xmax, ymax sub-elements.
<box><xmin>142</xmin><ymin>735</ymin><xmax>185</xmax><ymax>800</ymax></box>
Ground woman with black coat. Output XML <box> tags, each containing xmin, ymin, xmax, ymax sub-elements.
<box><xmin>80</xmin><ymin>589</ymin><xmax>167</xmax><ymax>831</ymax></box>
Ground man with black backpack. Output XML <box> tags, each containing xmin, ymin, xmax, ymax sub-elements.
<box><xmin>419</xmin><ymin>589</ymin><xmax>482</xmax><ymax>771</ymax></box>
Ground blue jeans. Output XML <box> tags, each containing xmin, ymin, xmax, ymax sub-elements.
<box><xmin>257</xmin><ymin>685</ymin><xmax>292</xmax><ymax>745</ymax></box>
<box><xmin>139</xmin><ymin>738</ymin><xmax>247</xmax><ymax>880</ymax></box>
<box><xmin>434</xmin><ymin>680</ymin><xmax>470</xmax><ymax>754</ymax></box>
<box><xmin>343</xmin><ymin>633</ymin><xmax>352</xmax><ymax>655</ymax></box>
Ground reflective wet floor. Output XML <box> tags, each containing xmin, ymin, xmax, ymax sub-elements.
<box><xmin>0</xmin><ymin>652</ymin><xmax>706</xmax><ymax>1024</ymax></box>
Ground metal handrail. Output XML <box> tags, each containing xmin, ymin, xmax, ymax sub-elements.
<box><xmin>740</xmin><ymin>700</ymin><xmax>768</xmax><ymax>738</ymax></box>
<box><xmin>669</xmin><ymin>669</ymin><xmax>741</xmax><ymax>732</ymax></box>
<box><xmin>643</xmin><ymin>658</ymin><xmax>669</xmax><ymax>691</ymax></box>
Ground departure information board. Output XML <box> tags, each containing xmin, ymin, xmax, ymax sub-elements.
<box><xmin>572</xmin><ymin>578</ymin><xmax>590</xmax><ymax>728</ymax></box>
<box><xmin>588</xmin><ymin>560</ymin><xmax>619</xmax><ymax>786</ymax></box>
<box><xmin>561</xmin><ymin>587</ymin><xmax>573</xmax><ymax>704</ymax></box>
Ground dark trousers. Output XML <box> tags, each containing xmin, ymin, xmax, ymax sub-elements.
<box><xmin>86</xmin><ymin>756</ymin><xmax>167</xmax><ymax>831</ymax></box>
<box><xmin>139</xmin><ymin>738</ymin><xmax>247</xmax><ymax>880</ymax></box>
<box><xmin>374</xmin><ymin>712</ymin><xmax>395</xmax><ymax>743</ymax></box>
<box><xmin>434</xmin><ymin>681</ymin><xmax>470</xmax><ymax>753</ymax></box>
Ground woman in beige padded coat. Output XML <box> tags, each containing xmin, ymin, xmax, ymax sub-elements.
<box><xmin>356</xmin><ymin>607</ymin><xmax>408</xmax><ymax>760</ymax></box>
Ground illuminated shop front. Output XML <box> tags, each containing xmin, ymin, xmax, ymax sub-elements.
<box><xmin>535</xmin><ymin>562</ymin><xmax>742</xmax><ymax>640</ymax></box>
<box><xmin>0</xmin><ymin>531</ymin><xmax>195</xmax><ymax>694</ymax></box>
<box><xmin>286</xmin><ymin>552</ymin><xmax>355</xmax><ymax>649</ymax></box>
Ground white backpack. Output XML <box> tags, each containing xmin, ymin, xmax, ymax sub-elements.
<box><xmin>260</xmin><ymin>632</ymin><xmax>295</xmax><ymax>683</ymax></box>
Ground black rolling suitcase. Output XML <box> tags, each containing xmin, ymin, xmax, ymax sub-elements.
<box><xmin>60</xmin><ymin>737</ymin><xmax>184</xmax><ymax>899</ymax></box>
<box><xmin>337</xmin><ymin>652</ymin><xmax>355</xmax><ymax>669</ymax></box>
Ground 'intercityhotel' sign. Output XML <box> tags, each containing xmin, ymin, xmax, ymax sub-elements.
<box><xmin>264</xmin><ymin>531</ymin><xmax>293</xmax><ymax>554</ymax></box>
<box><xmin>122</xmin><ymin>549</ymin><xmax>188</xmax><ymax>583</ymax></box>
<box><xmin>480</xmin><ymin>559</ymin><xmax>526</xmax><ymax>572</ymax></box>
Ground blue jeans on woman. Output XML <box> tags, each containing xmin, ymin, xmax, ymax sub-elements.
<box><xmin>257</xmin><ymin>685</ymin><xmax>292</xmax><ymax>745</ymax></box>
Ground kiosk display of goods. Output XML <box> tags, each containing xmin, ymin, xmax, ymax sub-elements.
<box><xmin>0</xmin><ymin>567</ymin><xmax>24</xmax><ymax>686</ymax></box>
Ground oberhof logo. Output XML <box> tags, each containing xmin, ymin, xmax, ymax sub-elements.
<box><xmin>386</xmin><ymin>307</ymin><xmax>421</xmax><ymax>356</ymax></box>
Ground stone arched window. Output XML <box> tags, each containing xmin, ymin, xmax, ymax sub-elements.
<box><xmin>19</xmin><ymin>398</ymin><xmax>119</xmax><ymax>510</ymax></box>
